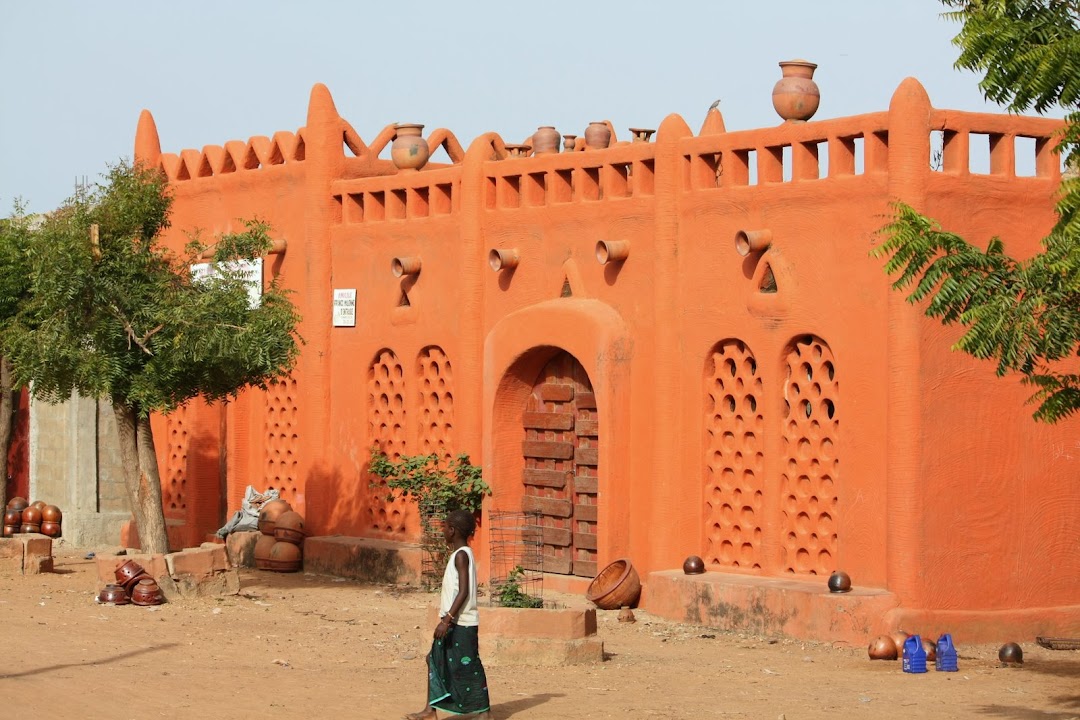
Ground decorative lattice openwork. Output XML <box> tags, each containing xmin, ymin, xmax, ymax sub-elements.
<box><xmin>368</xmin><ymin>349</ymin><xmax>408</xmax><ymax>537</ymax></box>
<box><xmin>704</xmin><ymin>340</ymin><xmax>764</xmax><ymax>570</ymax></box>
<box><xmin>164</xmin><ymin>405</ymin><xmax>189</xmax><ymax>516</ymax></box>
<box><xmin>417</xmin><ymin>346</ymin><xmax>454</xmax><ymax>459</ymax></box>
<box><xmin>265</xmin><ymin>377</ymin><xmax>299</xmax><ymax>503</ymax></box>
<box><xmin>780</xmin><ymin>335</ymin><xmax>839</xmax><ymax>575</ymax></box>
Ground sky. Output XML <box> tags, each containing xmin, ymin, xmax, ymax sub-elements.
<box><xmin>0</xmin><ymin>0</ymin><xmax>1053</xmax><ymax>214</ymax></box>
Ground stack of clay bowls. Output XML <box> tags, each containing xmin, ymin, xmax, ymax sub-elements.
<box><xmin>3</xmin><ymin>497</ymin><xmax>63</xmax><ymax>538</ymax></box>
<box><xmin>101</xmin><ymin>559</ymin><xmax>164</xmax><ymax>606</ymax></box>
<box><xmin>254</xmin><ymin>499</ymin><xmax>305</xmax><ymax>572</ymax></box>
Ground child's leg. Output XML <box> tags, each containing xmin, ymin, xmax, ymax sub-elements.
<box><xmin>404</xmin><ymin>654</ymin><xmax>437</xmax><ymax>720</ymax></box>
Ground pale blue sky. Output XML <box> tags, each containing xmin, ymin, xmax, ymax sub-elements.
<box><xmin>0</xmin><ymin>0</ymin><xmax>1042</xmax><ymax>213</ymax></box>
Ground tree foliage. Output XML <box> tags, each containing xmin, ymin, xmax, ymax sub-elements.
<box><xmin>2</xmin><ymin>160</ymin><xmax>302</xmax><ymax>416</ymax></box>
<box><xmin>874</xmin><ymin>0</ymin><xmax>1080</xmax><ymax>422</ymax></box>
<box><xmin>0</xmin><ymin>160</ymin><xmax>302</xmax><ymax>551</ymax></box>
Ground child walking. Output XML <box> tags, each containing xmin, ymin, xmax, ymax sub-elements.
<box><xmin>406</xmin><ymin>509</ymin><xmax>491</xmax><ymax>719</ymax></box>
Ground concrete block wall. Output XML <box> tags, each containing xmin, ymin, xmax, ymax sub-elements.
<box><xmin>29</xmin><ymin>392</ymin><xmax>130</xmax><ymax>547</ymax></box>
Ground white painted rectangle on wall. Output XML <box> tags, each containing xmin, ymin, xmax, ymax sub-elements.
<box><xmin>333</xmin><ymin>288</ymin><xmax>357</xmax><ymax>327</ymax></box>
<box><xmin>191</xmin><ymin>257</ymin><xmax>264</xmax><ymax>309</ymax></box>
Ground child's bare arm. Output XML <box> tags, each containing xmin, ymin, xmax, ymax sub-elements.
<box><xmin>435</xmin><ymin>551</ymin><xmax>471</xmax><ymax>639</ymax></box>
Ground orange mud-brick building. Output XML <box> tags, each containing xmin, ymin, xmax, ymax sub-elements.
<box><xmin>133</xmin><ymin>72</ymin><xmax>1079</xmax><ymax>644</ymax></box>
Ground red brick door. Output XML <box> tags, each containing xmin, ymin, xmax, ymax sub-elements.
<box><xmin>522</xmin><ymin>352</ymin><xmax>599</xmax><ymax>578</ymax></box>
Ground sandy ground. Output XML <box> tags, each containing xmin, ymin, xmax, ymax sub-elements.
<box><xmin>1</xmin><ymin>544</ymin><xmax>1078</xmax><ymax>720</ymax></box>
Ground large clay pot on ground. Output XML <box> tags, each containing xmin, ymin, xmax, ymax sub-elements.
<box><xmin>258</xmin><ymin>499</ymin><xmax>292</xmax><ymax>536</ymax></box>
<box><xmin>41</xmin><ymin>505</ymin><xmax>62</xmax><ymax>523</ymax></box>
<box><xmin>4</xmin><ymin>509</ymin><xmax>20</xmax><ymax>526</ymax></box>
<box><xmin>19</xmin><ymin>523</ymin><xmax>40</xmax><ymax>534</ymax></box>
<box><xmin>97</xmin><ymin>584</ymin><xmax>130</xmax><ymax>605</ymax></box>
<box><xmin>40</xmin><ymin>521</ymin><xmax>61</xmax><ymax>538</ymax></box>
<box><xmin>772</xmin><ymin>59</ymin><xmax>820</xmax><ymax>122</ymax></box>
<box><xmin>3</xmin><ymin>525</ymin><xmax>18</xmax><ymax>537</ymax></box>
<box><xmin>391</xmin><ymin>123</ymin><xmax>430</xmax><ymax>172</ymax></box>
<box><xmin>6</xmin><ymin>497</ymin><xmax>28</xmax><ymax>513</ymax></box>
<box><xmin>586</xmin><ymin>558</ymin><xmax>641</xmax><ymax>610</ymax></box>
<box><xmin>266</xmin><ymin>541</ymin><xmax>303</xmax><ymax>572</ymax></box>
<box><xmin>115</xmin><ymin>559</ymin><xmax>147</xmax><ymax>588</ymax></box>
<box><xmin>21</xmin><ymin>506</ymin><xmax>42</xmax><ymax>525</ymax></box>
<box><xmin>254</xmin><ymin>534</ymin><xmax>278</xmax><ymax>570</ymax></box>
<box><xmin>131</xmin><ymin>577</ymin><xmax>165</xmax><ymax>606</ymax></box>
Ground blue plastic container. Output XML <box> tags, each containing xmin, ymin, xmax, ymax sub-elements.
<box><xmin>903</xmin><ymin>634</ymin><xmax>928</xmax><ymax>673</ymax></box>
<box><xmin>935</xmin><ymin>633</ymin><xmax>958</xmax><ymax>672</ymax></box>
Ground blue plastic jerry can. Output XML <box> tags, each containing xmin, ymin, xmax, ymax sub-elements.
<box><xmin>903</xmin><ymin>634</ymin><xmax>928</xmax><ymax>673</ymax></box>
<box><xmin>935</xmin><ymin>633</ymin><xmax>958</xmax><ymax>671</ymax></box>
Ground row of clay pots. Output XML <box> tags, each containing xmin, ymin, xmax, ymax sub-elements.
<box><xmin>4</xmin><ymin>497</ymin><xmax>62</xmax><ymax>538</ymax></box>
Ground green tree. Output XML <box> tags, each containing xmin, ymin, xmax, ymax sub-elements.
<box><xmin>874</xmin><ymin>0</ymin><xmax>1080</xmax><ymax>422</ymax></box>
<box><xmin>0</xmin><ymin>161</ymin><xmax>302</xmax><ymax>552</ymax></box>
<box><xmin>0</xmin><ymin>207</ymin><xmax>34</xmax><ymax>510</ymax></box>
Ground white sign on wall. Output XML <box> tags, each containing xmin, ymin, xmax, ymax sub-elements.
<box><xmin>333</xmin><ymin>288</ymin><xmax>357</xmax><ymax>327</ymax></box>
<box><xmin>191</xmin><ymin>257</ymin><xmax>264</xmax><ymax>309</ymax></box>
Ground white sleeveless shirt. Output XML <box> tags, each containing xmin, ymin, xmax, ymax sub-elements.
<box><xmin>439</xmin><ymin>546</ymin><xmax>479</xmax><ymax>627</ymax></box>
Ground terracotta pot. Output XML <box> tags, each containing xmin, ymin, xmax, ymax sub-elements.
<box><xmin>131</xmin><ymin>577</ymin><xmax>164</xmax><ymax>606</ymax></box>
<box><xmin>21</xmin><ymin>506</ymin><xmax>42</xmax><ymax>525</ymax></box>
<box><xmin>504</xmin><ymin>144</ymin><xmax>532</xmax><ymax>158</ymax></box>
<box><xmin>682</xmin><ymin>555</ymin><xmax>705</xmax><ymax>575</ymax></box>
<box><xmin>6</xmin><ymin>496</ymin><xmax>28</xmax><ymax>513</ymax></box>
<box><xmin>97</xmin><ymin>584</ymin><xmax>130</xmax><ymax>605</ymax></box>
<box><xmin>20</xmin><ymin>523</ymin><xmax>40</xmax><ymax>534</ymax></box>
<box><xmin>254</xmin><ymin>533</ymin><xmax>278</xmax><ymax>570</ymax></box>
<box><xmin>2</xmin><ymin>524</ymin><xmax>17</xmax><ymax>538</ymax></box>
<box><xmin>258</xmin><ymin>499</ymin><xmax>292</xmax><ymax>536</ymax></box>
<box><xmin>772</xmin><ymin>59</ymin><xmax>820</xmax><ymax>122</ymax></box>
<box><xmin>584</xmin><ymin>122</ymin><xmax>611</xmax><ymax>150</ymax></box>
<box><xmin>629</xmin><ymin>127</ymin><xmax>655</xmax><ymax>143</ymax></box>
<box><xmin>998</xmin><ymin>642</ymin><xmax>1023</xmax><ymax>665</ymax></box>
<box><xmin>617</xmin><ymin>606</ymin><xmax>636</xmax><ymax>623</ymax></box>
<box><xmin>39</xmin><ymin>521</ymin><xmax>61</xmax><ymax>538</ymax></box>
<box><xmin>827</xmin><ymin>570</ymin><xmax>851</xmax><ymax>593</ymax></box>
<box><xmin>889</xmin><ymin>631</ymin><xmax>910</xmax><ymax>656</ymax></box>
<box><xmin>266</xmin><ymin>540</ymin><xmax>303</xmax><ymax>572</ymax></box>
<box><xmin>391</xmin><ymin>123</ymin><xmax>430</xmax><ymax>172</ymax></box>
<box><xmin>31</xmin><ymin>500</ymin><xmax>47</xmax><ymax>512</ymax></box>
<box><xmin>562</xmin><ymin>134</ymin><xmax>577</xmax><ymax>152</ymax></box>
<box><xmin>4</xmin><ymin>509</ymin><xmax>20</xmax><ymax>526</ymax></box>
<box><xmin>532</xmin><ymin>126</ymin><xmax>560</xmax><ymax>154</ymax></box>
<box><xmin>115</xmin><ymin>559</ymin><xmax>147</xmax><ymax>587</ymax></box>
<box><xmin>921</xmin><ymin>636</ymin><xmax>937</xmax><ymax>662</ymax></box>
<box><xmin>273</xmin><ymin>510</ymin><xmax>306</xmax><ymax>545</ymax></box>
<box><xmin>868</xmin><ymin>635</ymin><xmax>898</xmax><ymax>660</ymax></box>
<box><xmin>586</xmin><ymin>558</ymin><xmax>641</xmax><ymax>610</ymax></box>
<box><xmin>41</xmin><ymin>505</ymin><xmax>62</xmax><ymax>524</ymax></box>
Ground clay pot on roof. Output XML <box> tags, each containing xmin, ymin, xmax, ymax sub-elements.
<box><xmin>391</xmin><ymin>123</ymin><xmax>430</xmax><ymax>172</ymax></box>
<box><xmin>772</xmin><ymin>59</ymin><xmax>820</xmax><ymax>122</ymax></box>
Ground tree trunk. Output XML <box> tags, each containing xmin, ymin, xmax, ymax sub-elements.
<box><xmin>112</xmin><ymin>402</ymin><xmax>169</xmax><ymax>553</ymax></box>
<box><xmin>0</xmin><ymin>356</ymin><xmax>14</xmax><ymax>511</ymax></box>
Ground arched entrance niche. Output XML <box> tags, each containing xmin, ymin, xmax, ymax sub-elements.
<box><xmin>485</xmin><ymin>299</ymin><xmax>633</xmax><ymax>578</ymax></box>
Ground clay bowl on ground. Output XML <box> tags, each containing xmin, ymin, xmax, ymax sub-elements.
<box><xmin>97</xmin><ymin>584</ymin><xmax>130</xmax><ymax>605</ymax></box>
<box><xmin>19</xmin><ymin>523</ymin><xmax>40</xmax><ymax>534</ymax></box>
<box><xmin>889</xmin><ymin>631</ymin><xmax>910</xmax><ymax>656</ymax></box>
<box><xmin>921</xmin><ymin>636</ymin><xmax>937</xmax><ymax>662</ymax></box>
<box><xmin>131</xmin><ymin>578</ymin><xmax>164</xmax><ymax>606</ymax></box>
<box><xmin>273</xmin><ymin>511</ymin><xmax>306</xmax><ymax>545</ymax></box>
<box><xmin>682</xmin><ymin>555</ymin><xmax>705</xmax><ymax>575</ymax></box>
<box><xmin>3</xmin><ymin>509</ymin><xmax>20</xmax><ymax>526</ymax></box>
<box><xmin>2</xmin><ymin>524</ymin><xmax>17</xmax><ymax>537</ymax></box>
<box><xmin>869</xmin><ymin>634</ymin><xmax>898</xmax><ymax>660</ymax></box>
<box><xmin>999</xmin><ymin>642</ymin><xmax>1024</xmax><ymax>665</ymax></box>
<box><xmin>21</xmin><ymin>506</ymin><xmax>42</xmax><ymax>525</ymax></box>
<box><xmin>41</xmin><ymin>505</ymin><xmax>62</xmax><ymax>524</ymax></box>
<box><xmin>115</xmin><ymin>559</ymin><xmax>147</xmax><ymax>587</ymax></box>
<box><xmin>254</xmin><ymin>534</ymin><xmax>278</xmax><ymax>569</ymax></box>
<box><xmin>39</xmin><ymin>521</ymin><xmax>61</xmax><ymax>537</ymax></box>
<box><xmin>586</xmin><ymin>558</ymin><xmax>641</xmax><ymax>610</ymax></box>
<box><xmin>6</xmin><ymin>496</ymin><xmax>28</xmax><ymax>513</ymax></box>
<box><xmin>30</xmin><ymin>500</ymin><xmax>47</xmax><ymax>512</ymax></box>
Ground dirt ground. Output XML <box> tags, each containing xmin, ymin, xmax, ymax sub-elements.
<box><xmin>2</xmin><ymin>544</ymin><xmax>1078</xmax><ymax>720</ymax></box>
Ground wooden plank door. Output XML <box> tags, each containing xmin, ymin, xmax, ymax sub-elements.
<box><xmin>522</xmin><ymin>352</ymin><xmax>599</xmax><ymax>577</ymax></box>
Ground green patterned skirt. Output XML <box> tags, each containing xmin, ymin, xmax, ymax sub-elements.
<box><xmin>427</xmin><ymin>625</ymin><xmax>490</xmax><ymax>715</ymax></box>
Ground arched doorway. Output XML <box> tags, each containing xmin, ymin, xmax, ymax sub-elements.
<box><xmin>521</xmin><ymin>351</ymin><xmax>599</xmax><ymax>578</ymax></box>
